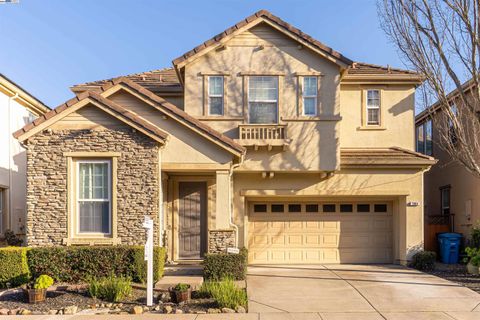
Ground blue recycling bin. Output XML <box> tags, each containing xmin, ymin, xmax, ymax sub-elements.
<box><xmin>437</xmin><ymin>233</ymin><xmax>462</xmax><ymax>264</ymax></box>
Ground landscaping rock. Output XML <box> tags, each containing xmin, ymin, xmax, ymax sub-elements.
<box><xmin>47</xmin><ymin>310</ymin><xmax>57</xmax><ymax>315</ymax></box>
<box><xmin>64</xmin><ymin>305</ymin><xmax>78</xmax><ymax>315</ymax></box>
<box><xmin>19</xmin><ymin>309</ymin><xmax>32</xmax><ymax>315</ymax></box>
<box><xmin>236</xmin><ymin>306</ymin><xmax>246</xmax><ymax>313</ymax></box>
<box><xmin>153</xmin><ymin>305</ymin><xmax>161</xmax><ymax>311</ymax></box>
<box><xmin>130</xmin><ymin>306</ymin><xmax>143</xmax><ymax>314</ymax></box>
<box><xmin>208</xmin><ymin>308</ymin><xmax>221</xmax><ymax>313</ymax></box>
<box><xmin>196</xmin><ymin>310</ymin><xmax>207</xmax><ymax>314</ymax></box>
<box><xmin>0</xmin><ymin>309</ymin><xmax>9</xmax><ymax>315</ymax></box>
<box><xmin>175</xmin><ymin>309</ymin><xmax>184</xmax><ymax>314</ymax></box>
<box><xmin>222</xmin><ymin>307</ymin><xmax>235</xmax><ymax>313</ymax></box>
<box><xmin>106</xmin><ymin>303</ymin><xmax>113</xmax><ymax>308</ymax></box>
<box><xmin>163</xmin><ymin>305</ymin><xmax>173</xmax><ymax>314</ymax></box>
<box><xmin>8</xmin><ymin>309</ymin><xmax>19</xmax><ymax>315</ymax></box>
<box><xmin>159</xmin><ymin>292</ymin><xmax>171</xmax><ymax>302</ymax></box>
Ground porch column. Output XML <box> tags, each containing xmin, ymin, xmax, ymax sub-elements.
<box><xmin>215</xmin><ymin>170</ymin><xmax>230</xmax><ymax>229</ymax></box>
<box><xmin>209</xmin><ymin>170</ymin><xmax>235</xmax><ymax>254</ymax></box>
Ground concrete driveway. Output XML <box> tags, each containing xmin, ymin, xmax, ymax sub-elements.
<box><xmin>247</xmin><ymin>264</ymin><xmax>480</xmax><ymax>319</ymax></box>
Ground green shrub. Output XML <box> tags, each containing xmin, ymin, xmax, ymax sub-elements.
<box><xmin>199</xmin><ymin>277</ymin><xmax>247</xmax><ymax>309</ymax></box>
<box><xmin>0</xmin><ymin>247</ymin><xmax>30</xmax><ymax>288</ymax></box>
<box><xmin>465</xmin><ymin>247</ymin><xmax>480</xmax><ymax>266</ymax></box>
<box><xmin>471</xmin><ymin>224</ymin><xmax>480</xmax><ymax>248</ymax></box>
<box><xmin>27</xmin><ymin>246</ymin><xmax>166</xmax><ymax>283</ymax></box>
<box><xmin>410</xmin><ymin>251</ymin><xmax>436</xmax><ymax>271</ymax></box>
<box><xmin>203</xmin><ymin>248</ymin><xmax>247</xmax><ymax>280</ymax></box>
<box><xmin>88</xmin><ymin>274</ymin><xmax>132</xmax><ymax>302</ymax></box>
<box><xmin>33</xmin><ymin>274</ymin><xmax>54</xmax><ymax>289</ymax></box>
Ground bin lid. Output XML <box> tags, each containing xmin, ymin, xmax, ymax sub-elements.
<box><xmin>438</xmin><ymin>232</ymin><xmax>462</xmax><ymax>239</ymax></box>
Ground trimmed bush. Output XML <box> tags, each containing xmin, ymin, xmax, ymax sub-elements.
<box><xmin>0</xmin><ymin>247</ymin><xmax>30</xmax><ymax>288</ymax></box>
<box><xmin>203</xmin><ymin>248</ymin><xmax>247</xmax><ymax>280</ymax></box>
<box><xmin>410</xmin><ymin>250</ymin><xmax>436</xmax><ymax>271</ymax></box>
<box><xmin>27</xmin><ymin>246</ymin><xmax>166</xmax><ymax>283</ymax></box>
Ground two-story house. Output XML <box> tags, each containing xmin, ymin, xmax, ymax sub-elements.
<box><xmin>14</xmin><ymin>10</ymin><xmax>434</xmax><ymax>264</ymax></box>
<box><xmin>0</xmin><ymin>73</ymin><xmax>50</xmax><ymax>239</ymax></box>
<box><xmin>416</xmin><ymin>79</ymin><xmax>479</xmax><ymax>250</ymax></box>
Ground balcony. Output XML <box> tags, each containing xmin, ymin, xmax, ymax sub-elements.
<box><xmin>236</xmin><ymin>124</ymin><xmax>290</xmax><ymax>150</ymax></box>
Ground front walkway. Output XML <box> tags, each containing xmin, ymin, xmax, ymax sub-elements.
<box><xmin>247</xmin><ymin>264</ymin><xmax>480</xmax><ymax>319</ymax></box>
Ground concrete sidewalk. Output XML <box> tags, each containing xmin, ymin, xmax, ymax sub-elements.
<box><xmin>2</xmin><ymin>311</ymin><xmax>480</xmax><ymax>319</ymax></box>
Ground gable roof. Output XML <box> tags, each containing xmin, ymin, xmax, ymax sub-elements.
<box><xmin>0</xmin><ymin>73</ymin><xmax>51</xmax><ymax>116</ymax></box>
<box><xmin>13</xmin><ymin>91</ymin><xmax>168</xmax><ymax>144</ymax></box>
<box><xmin>415</xmin><ymin>78</ymin><xmax>477</xmax><ymax>124</ymax></box>
<box><xmin>71</xmin><ymin>68</ymin><xmax>182</xmax><ymax>95</ymax></box>
<box><xmin>172</xmin><ymin>9</ymin><xmax>354</xmax><ymax>73</ymax></box>
<box><xmin>90</xmin><ymin>77</ymin><xmax>245</xmax><ymax>156</ymax></box>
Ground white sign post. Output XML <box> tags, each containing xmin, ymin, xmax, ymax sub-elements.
<box><xmin>142</xmin><ymin>216</ymin><xmax>154</xmax><ymax>307</ymax></box>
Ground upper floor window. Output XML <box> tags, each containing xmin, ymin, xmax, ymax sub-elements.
<box><xmin>440</xmin><ymin>186</ymin><xmax>451</xmax><ymax>215</ymax></box>
<box><xmin>366</xmin><ymin>90</ymin><xmax>381</xmax><ymax>125</ymax></box>
<box><xmin>416</xmin><ymin>120</ymin><xmax>433</xmax><ymax>156</ymax></box>
<box><xmin>77</xmin><ymin>160</ymin><xmax>111</xmax><ymax>235</ymax></box>
<box><xmin>302</xmin><ymin>77</ymin><xmax>318</xmax><ymax>116</ymax></box>
<box><xmin>208</xmin><ymin>76</ymin><xmax>224</xmax><ymax>115</ymax></box>
<box><xmin>248</xmin><ymin>76</ymin><xmax>278</xmax><ymax>124</ymax></box>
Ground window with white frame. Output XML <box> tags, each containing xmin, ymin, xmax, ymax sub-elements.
<box><xmin>77</xmin><ymin>160</ymin><xmax>111</xmax><ymax>234</ymax></box>
<box><xmin>302</xmin><ymin>76</ymin><xmax>318</xmax><ymax>116</ymax></box>
<box><xmin>208</xmin><ymin>76</ymin><xmax>224</xmax><ymax>115</ymax></box>
<box><xmin>366</xmin><ymin>90</ymin><xmax>381</xmax><ymax>125</ymax></box>
<box><xmin>248</xmin><ymin>76</ymin><xmax>278</xmax><ymax>124</ymax></box>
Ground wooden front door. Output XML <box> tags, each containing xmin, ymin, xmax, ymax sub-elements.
<box><xmin>178</xmin><ymin>182</ymin><xmax>207</xmax><ymax>259</ymax></box>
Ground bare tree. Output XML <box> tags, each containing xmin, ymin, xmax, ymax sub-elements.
<box><xmin>378</xmin><ymin>0</ymin><xmax>480</xmax><ymax>176</ymax></box>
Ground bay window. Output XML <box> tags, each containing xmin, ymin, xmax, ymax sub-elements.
<box><xmin>248</xmin><ymin>76</ymin><xmax>278</xmax><ymax>124</ymax></box>
<box><xmin>77</xmin><ymin>160</ymin><xmax>111</xmax><ymax>234</ymax></box>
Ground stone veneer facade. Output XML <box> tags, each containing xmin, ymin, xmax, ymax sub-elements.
<box><xmin>25</xmin><ymin>127</ymin><xmax>159</xmax><ymax>246</ymax></box>
<box><xmin>208</xmin><ymin>229</ymin><xmax>235</xmax><ymax>253</ymax></box>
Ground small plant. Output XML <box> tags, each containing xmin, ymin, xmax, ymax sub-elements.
<box><xmin>199</xmin><ymin>277</ymin><xmax>247</xmax><ymax>309</ymax></box>
<box><xmin>33</xmin><ymin>275</ymin><xmax>54</xmax><ymax>290</ymax></box>
<box><xmin>174</xmin><ymin>283</ymin><xmax>190</xmax><ymax>292</ymax></box>
<box><xmin>464</xmin><ymin>247</ymin><xmax>480</xmax><ymax>266</ymax></box>
<box><xmin>87</xmin><ymin>274</ymin><xmax>132</xmax><ymax>302</ymax></box>
<box><xmin>471</xmin><ymin>224</ymin><xmax>480</xmax><ymax>248</ymax></box>
<box><xmin>4</xmin><ymin>230</ymin><xmax>23</xmax><ymax>246</ymax></box>
<box><xmin>409</xmin><ymin>251</ymin><xmax>436</xmax><ymax>271</ymax></box>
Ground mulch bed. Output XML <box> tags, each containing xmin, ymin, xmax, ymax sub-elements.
<box><xmin>428</xmin><ymin>263</ymin><xmax>480</xmax><ymax>293</ymax></box>
<box><xmin>0</xmin><ymin>286</ymin><xmax>217</xmax><ymax>315</ymax></box>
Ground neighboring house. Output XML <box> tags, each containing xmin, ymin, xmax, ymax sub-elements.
<box><xmin>415</xmin><ymin>79</ymin><xmax>478</xmax><ymax>249</ymax></box>
<box><xmin>14</xmin><ymin>10</ymin><xmax>434</xmax><ymax>264</ymax></box>
<box><xmin>0</xmin><ymin>74</ymin><xmax>50</xmax><ymax>238</ymax></box>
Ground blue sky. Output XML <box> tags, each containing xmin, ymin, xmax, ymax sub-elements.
<box><xmin>0</xmin><ymin>0</ymin><xmax>403</xmax><ymax>107</ymax></box>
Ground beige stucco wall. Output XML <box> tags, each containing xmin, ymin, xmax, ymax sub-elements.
<box><xmin>231</xmin><ymin>169</ymin><xmax>425</xmax><ymax>263</ymax></box>
<box><xmin>340</xmin><ymin>84</ymin><xmax>416</xmax><ymax>149</ymax></box>
<box><xmin>184</xmin><ymin>23</ymin><xmax>341</xmax><ymax>171</ymax></box>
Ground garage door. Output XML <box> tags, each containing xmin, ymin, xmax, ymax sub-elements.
<box><xmin>248</xmin><ymin>201</ymin><xmax>393</xmax><ymax>264</ymax></box>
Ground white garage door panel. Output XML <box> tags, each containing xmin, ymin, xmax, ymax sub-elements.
<box><xmin>248</xmin><ymin>202</ymin><xmax>393</xmax><ymax>264</ymax></box>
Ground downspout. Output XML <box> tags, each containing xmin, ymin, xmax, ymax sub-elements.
<box><xmin>7</xmin><ymin>93</ymin><xmax>19</xmax><ymax>232</ymax></box>
<box><xmin>228</xmin><ymin>155</ymin><xmax>243</xmax><ymax>247</ymax></box>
